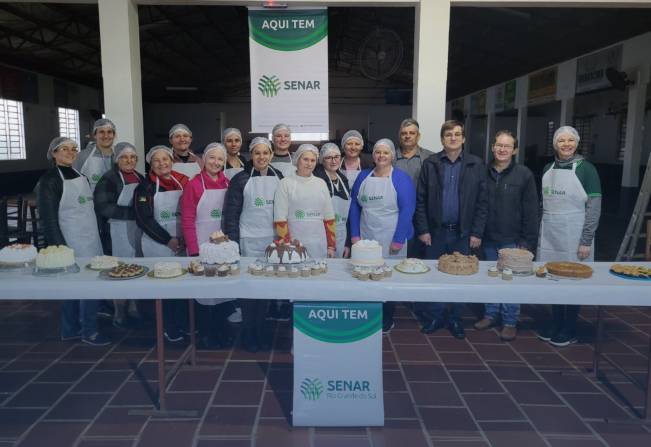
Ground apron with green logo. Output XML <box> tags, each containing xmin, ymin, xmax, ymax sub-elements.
<box><xmin>172</xmin><ymin>160</ymin><xmax>201</xmax><ymax>179</ymax></box>
<box><xmin>326</xmin><ymin>173</ymin><xmax>350</xmax><ymax>258</ymax></box>
<box><xmin>239</xmin><ymin>169</ymin><xmax>280</xmax><ymax>258</ymax></box>
<box><xmin>195</xmin><ymin>173</ymin><xmax>227</xmax><ymax>246</ymax></box>
<box><xmin>80</xmin><ymin>146</ymin><xmax>112</xmax><ymax>194</ymax></box>
<box><xmin>286</xmin><ymin>175</ymin><xmax>328</xmax><ymax>259</ymax></box>
<box><xmin>108</xmin><ymin>171</ymin><xmax>142</xmax><ymax>257</ymax></box>
<box><xmin>141</xmin><ymin>176</ymin><xmax>185</xmax><ymax>257</ymax></box>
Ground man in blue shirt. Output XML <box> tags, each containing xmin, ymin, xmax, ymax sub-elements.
<box><xmin>413</xmin><ymin>121</ymin><xmax>488</xmax><ymax>339</ymax></box>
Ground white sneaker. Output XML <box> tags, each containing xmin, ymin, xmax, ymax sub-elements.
<box><xmin>227</xmin><ymin>308</ymin><xmax>242</xmax><ymax>323</ymax></box>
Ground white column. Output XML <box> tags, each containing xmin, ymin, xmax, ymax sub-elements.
<box><xmin>413</xmin><ymin>0</ymin><xmax>450</xmax><ymax>153</ymax></box>
<box><xmin>622</xmin><ymin>81</ymin><xmax>648</xmax><ymax>188</ymax></box>
<box><xmin>98</xmin><ymin>0</ymin><xmax>145</xmax><ymax>172</ymax></box>
<box><xmin>485</xmin><ymin>113</ymin><xmax>496</xmax><ymax>164</ymax></box>
<box><xmin>560</xmin><ymin>97</ymin><xmax>574</xmax><ymax>127</ymax></box>
<box><xmin>516</xmin><ymin>107</ymin><xmax>527</xmax><ymax>164</ymax></box>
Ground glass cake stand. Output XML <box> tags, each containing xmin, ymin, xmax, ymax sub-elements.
<box><xmin>0</xmin><ymin>261</ymin><xmax>35</xmax><ymax>273</ymax></box>
<box><xmin>33</xmin><ymin>263</ymin><xmax>80</xmax><ymax>277</ymax></box>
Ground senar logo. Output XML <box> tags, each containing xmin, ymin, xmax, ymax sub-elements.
<box><xmin>77</xmin><ymin>196</ymin><xmax>87</xmax><ymax>205</ymax></box>
<box><xmin>160</xmin><ymin>210</ymin><xmax>171</xmax><ymax>220</ymax></box>
<box><xmin>361</xmin><ymin>195</ymin><xmax>368</xmax><ymax>203</ymax></box>
<box><xmin>301</xmin><ymin>378</ymin><xmax>324</xmax><ymax>401</ymax></box>
<box><xmin>543</xmin><ymin>186</ymin><xmax>551</xmax><ymax>196</ymax></box>
<box><xmin>334</xmin><ymin>213</ymin><xmax>341</xmax><ymax>223</ymax></box>
<box><xmin>92</xmin><ymin>174</ymin><xmax>101</xmax><ymax>182</ymax></box>
<box><xmin>254</xmin><ymin>198</ymin><xmax>265</xmax><ymax>208</ymax></box>
<box><xmin>295</xmin><ymin>209</ymin><xmax>306</xmax><ymax>219</ymax></box>
<box><xmin>211</xmin><ymin>209</ymin><xmax>222</xmax><ymax>219</ymax></box>
<box><xmin>258</xmin><ymin>75</ymin><xmax>281</xmax><ymax>97</ymax></box>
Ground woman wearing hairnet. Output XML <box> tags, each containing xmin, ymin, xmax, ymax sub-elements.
<box><xmin>169</xmin><ymin>123</ymin><xmax>204</xmax><ymax>178</ymax></box>
<box><xmin>340</xmin><ymin>130</ymin><xmax>373</xmax><ymax>184</ymax></box>
<box><xmin>313</xmin><ymin>143</ymin><xmax>352</xmax><ymax>258</ymax></box>
<box><xmin>74</xmin><ymin>118</ymin><xmax>116</xmax><ymax>194</ymax></box>
<box><xmin>349</xmin><ymin>139</ymin><xmax>416</xmax><ymax>332</ymax></box>
<box><xmin>538</xmin><ymin>126</ymin><xmax>601</xmax><ymax>347</ymax></box>
<box><xmin>222</xmin><ymin>128</ymin><xmax>248</xmax><ymax>180</ymax></box>
<box><xmin>270</xmin><ymin>123</ymin><xmax>296</xmax><ymax>178</ymax></box>
<box><xmin>35</xmin><ymin>137</ymin><xmax>109</xmax><ymax>346</ymax></box>
<box><xmin>223</xmin><ymin>137</ymin><xmax>284</xmax><ymax>352</ymax></box>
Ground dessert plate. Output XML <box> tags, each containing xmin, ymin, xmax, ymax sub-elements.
<box><xmin>146</xmin><ymin>268</ymin><xmax>187</xmax><ymax>279</ymax></box>
<box><xmin>394</xmin><ymin>265</ymin><xmax>431</xmax><ymax>275</ymax></box>
<box><xmin>99</xmin><ymin>266</ymin><xmax>149</xmax><ymax>280</ymax></box>
<box><xmin>609</xmin><ymin>271</ymin><xmax>651</xmax><ymax>282</ymax></box>
<box><xmin>85</xmin><ymin>261</ymin><xmax>125</xmax><ymax>271</ymax></box>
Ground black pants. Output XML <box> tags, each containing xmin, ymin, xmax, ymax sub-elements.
<box><xmin>196</xmin><ymin>301</ymin><xmax>231</xmax><ymax>335</ymax></box>
<box><xmin>241</xmin><ymin>299</ymin><xmax>269</xmax><ymax>329</ymax></box>
<box><xmin>162</xmin><ymin>299</ymin><xmax>190</xmax><ymax>330</ymax></box>
<box><xmin>551</xmin><ymin>304</ymin><xmax>580</xmax><ymax>335</ymax></box>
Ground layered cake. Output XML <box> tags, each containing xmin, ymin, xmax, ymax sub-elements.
<box><xmin>395</xmin><ymin>258</ymin><xmax>429</xmax><ymax>273</ymax></box>
<box><xmin>36</xmin><ymin>245</ymin><xmax>75</xmax><ymax>269</ymax></box>
<box><xmin>438</xmin><ymin>252</ymin><xmax>479</xmax><ymax>275</ymax></box>
<box><xmin>265</xmin><ymin>238</ymin><xmax>309</xmax><ymax>264</ymax></box>
<box><xmin>199</xmin><ymin>231</ymin><xmax>240</xmax><ymax>265</ymax></box>
<box><xmin>497</xmin><ymin>248</ymin><xmax>533</xmax><ymax>274</ymax></box>
<box><xmin>545</xmin><ymin>262</ymin><xmax>593</xmax><ymax>278</ymax></box>
<box><xmin>350</xmin><ymin>240</ymin><xmax>384</xmax><ymax>266</ymax></box>
<box><xmin>0</xmin><ymin>244</ymin><xmax>37</xmax><ymax>265</ymax></box>
<box><xmin>154</xmin><ymin>262</ymin><xmax>183</xmax><ymax>278</ymax></box>
<box><xmin>90</xmin><ymin>255</ymin><xmax>119</xmax><ymax>270</ymax></box>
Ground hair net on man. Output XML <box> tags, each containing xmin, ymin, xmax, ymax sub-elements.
<box><xmin>249</xmin><ymin>136</ymin><xmax>272</xmax><ymax>152</ymax></box>
<box><xmin>47</xmin><ymin>137</ymin><xmax>78</xmax><ymax>160</ymax></box>
<box><xmin>221</xmin><ymin>128</ymin><xmax>242</xmax><ymax>144</ymax></box>
<box><xmin>373</xmin><ymin>138</ymin><xmax>396</xmax><ymax>160</ymax></box>
<box><xmin>93</xmin><ymin>118</ymin><xmax>116</xmax><ymax>133</ymax></box>
<box><xmin>319</xmin><ymin>143</ymin><xmax>341</xmax><ymax>164</ymax></box>
<box><xmin>272</xmin><ymin>123</ymin><xmax>291</xmax><ymax>137</ymax></box>
<box><xmin>203</xmin><ymin>142</ymin><xmax>227</xmax><ymax>162</ymax></box>
<box><xmin>169</xmin><ymin>124</ymin><xmax>192</xmax><ymax>138</ymax></box>
<box><xmin>553</xmin><ymin>126</ymin><xmax>581</xmax><ymax>147</ymax></box>
<box><xmin>293</xmin><ymin>144</ymin><xmax>319</xmax><ymax>166</ymax></box>
<box><xmin>146</xmin><ymin>145</ymin><xmax>173</xmax><ymax>164</ymax></box>
<box><xmin>341</xmin><ymin>130</ymin><xmax>364</xmax><ymax>150</ymax></box>
<box><xmin>114</xmin><ymin>142</ymin><xmax>138</xmax><ymax>162</ymax></box>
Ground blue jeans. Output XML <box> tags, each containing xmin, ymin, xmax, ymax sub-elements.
<box><xmin>62</xmin><ymin>300</ymin><xmax>99</xmax><ymax>339</ymax></box>
<box><xmin>482</xmin><ymin>240</ymin><xmax>520</xmax><ymax>327</ymax></box>
<box><xmin>421</xmin><ymin>229</ymin><xmax>469</xmax><ymax>324</ymax></box>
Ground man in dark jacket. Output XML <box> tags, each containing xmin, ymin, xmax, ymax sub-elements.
<box><xmin>414</xmin><ymin>120</ymin><xmax>488</xmax><ymax>339</ymax></box>
<box><xmin>474</xmin><ymin>130</ymin><xmax>538</xmax><ymax>342</ymax></box>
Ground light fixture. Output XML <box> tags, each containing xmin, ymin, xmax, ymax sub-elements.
<box><xmin>166</xmin><ymin>87</ymin><xmax>198</xmax><ymax>92</ymax></box>
<box><xmin>263</xmin><ymin>2</ymin><xmax>288</xmax><ymax>9</ymax></box>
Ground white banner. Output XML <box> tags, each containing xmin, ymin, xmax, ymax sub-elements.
<box><xmin>576</xmin><ymin>44</ymin><xmax>623</xmax><ymax>94</ymax></box>
<box><xmin>293</xmin><ymin>302</ymin><xmax>384</xmax><ymax>426</ymax></box>
<box><xmin>248</xmin><ymin>7</ymin><xmax>329</xmax><ymax>133</ymax></box>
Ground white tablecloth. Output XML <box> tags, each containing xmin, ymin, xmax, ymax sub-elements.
<box><xmin>1</xmin><ymin>258</ymin><xmax>649</xmax><ymax>305</ymax></box>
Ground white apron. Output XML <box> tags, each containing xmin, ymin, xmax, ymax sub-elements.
<box><xmin>326</xmin><ymin>174</ymin><xmax>351</xmax><ymax>258</ymax></box>
<box><xmin>172</xmin><ymin>160</ymin><xmax>201</xmax><ymax>179</ymax></box>
<box><xmin>537</xmin><ymin>162</ymin><xmax>594</xmax><ymax>262</ymax></box>
<box><xmin>80</xmin><ymin>146</ymin><xmax>112</xmax><ymax>194</ymax></box>
<box><xmin>141</xmin><ymin>176</ymin><xmax>185</xmax><ymax>257</ymax></box>
<box><xmin>224</xmin><ymin>156</ymin><xmax>245</xmax><ymax>180</ymax></box>
<box><xmin>287</xmin><ymin>176</ymin><xmax>328</xmax><ymax>259</ymax></box>
<box><xmin>57</xmin><ymin>167</ymin><xmax>103</xmax><ymax>257</ymax></box>
<box><xmin>358</xmin><ymin>168</ymin><xmax>407</xmax><ymax>260</ymax></box>
<box><xmin>109</xmin><ymin>171</ymin><xmax>142</xmax><ymax>257</ymax></box>
<box><xmin>240</xmin><ymin>169</ymin><xmax>280</xmax><ymax>258</ymax></box>
<box><xmin>271</xmin><ymin>153</ymin><xmax>296</xmax><ymax>178</ymax></box>
<box><xmin>195</xmin><ymin>174</ymin><xmax>227</xmax><ymax>246</ymax></box>
<box><xmin>340</xmin><ymin>158</ymin><xmax>361</xmax><ymax>185</ymax></box>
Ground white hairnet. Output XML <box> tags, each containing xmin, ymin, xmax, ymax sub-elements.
<box><xmin>249</xmin><ymin>136</ymin><xmax>272</xmax><ymax>152</ymax></box>
<box><xmin>93</xmin><ymin>118</ymin><xmax>116</xmax><ymax>133</ymax></box>
<box><xmin>553</xmin><ymin>126</ymin><xmax>581</xmax><ymax>147</ymax></box>
<box><xmin>146</xmin><ymin>145</ymin><xmax>173</xmax><ymax>164</ymax></box>
<box><xmin>203</xmin><ymin>142</ymin><xmax>227</xmax><ymax>162</ymax></box>
<box><xmin>114</xmin><ymin>142</ymin><xmax>137</xmax><ymax>162</ymax></box>
<box><xmin>272</xmin><ymin>123</ymin><xmax>291</xmax><ymax>137</ymax></box>
<box><xmin>221</xmin><ymin>128</ymin><xmax>242</xmax><ymax>143</ymax></box>
<box><xmin>373</xmin><ymin>139</ymin><xmax>396</xmax><ymax>160</ymax></box>
<box><xmin>341</xmin><ymin>130</ymin><xmax>364</xmax><ymax>149</ymax></box>
<box><xmin>169</xmin><ymin>124</ymin><xmax>192</xmax><ymax>138</ymax></box>
<box><xmin>293</xmin><ymin>144</ymin><xmax>319</xmax><ymax>166</ymax></box>
<box><xmin>319</xmin><ymin>143</ymin><xmax>341</xmax><ymax>164</ymax></box>
<box><xmin>47</xmin><ymin>137</ymin><xmax>78</xmax><ymax>160</ymax></box>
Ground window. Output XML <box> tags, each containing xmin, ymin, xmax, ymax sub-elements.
<box><xmin>545</xmin><ymin>121</ymin><xmax>554</xmax><ymax>156</ymax></box>
<box><xmin>268</xmin><ymin>132</ymin><xmax>329</xmax><ymax>142</ymax></box>
<box><xmin>617</xmin><ymin>113</ymin><xmax>628</xmax><ymax>161</ymax></box>
<box><xmin>58</xmin><ymin>107</ymin><xmax>80</xmax><ymax>143</ymax></box>
<box><xmin>0</xmin><ymin>99</ymin><xmax>26</xmax><ymax>160</ymax></box>
<box><xmin>572</xmin><ymin>116</ymin><xmax>592</xmax><ymax>156</ymax></box>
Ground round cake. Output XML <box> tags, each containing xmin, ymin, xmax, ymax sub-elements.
<box><xmin>0</xmin><ymin>244</ymin><xmax>37</xmax><ymax>265</ymax></box>
<box><xmin>438</xmin><ymin>252</ymin><xmax>479</xmax><ymax>275</ymax></box>
<box><xmin>545</xmin><ymin>262</ymin><xmax>593</xmax><ymax>278</ymax></box>
<box><xmin>36</xmin><ymin>245</ymin><xmax>75</xmax><ymax>269</ymax></box>
<box><xmin>497</xmin><ymin>248</ymin><xmax>533</xmax><ymax>274</ymax></box>
<box><xmin>199</xmin><ymin>231</ymin><xmax>240</xmax><ymax>265</ymax></box>
<box><xmin>90</xmin><ymin>255</ymin><xmax>119</xmax><ymax>270</ymax></box>
<box><xmin>395</xmin><ymin>258</ymin><xmax>429</xmax><ymax>273</ymax></box>
<box><xmin>154</xmin><ymin>262</ymin><xmax>183</xmax><ymax>278</ymax></box>
<box><xmin>265</xmin><ymin>239</ymin><xmax>309</xmax><ymax>264</ymax></box>
<box><xmin>350</xmin><ymin>240</ymin><xmax>384</xmax><ymax>266</ymax></box>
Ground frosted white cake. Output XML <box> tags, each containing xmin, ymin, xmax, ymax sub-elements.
<box><xmin>0</xmin><ymin>244</ymin><xmax>38</xmax><ymax>265</ymax></box>
<box><xmin>199</xmin><ymin>231</ymin><xmax>240</xmax><ymax>265</ymax></box>
<box><xmin>90</xmin><ymin>255</ymin><xmax>119</xmax><ymax>269</ymax></box>
<box><xmin>154</xmin><ymin>262</ymin><xmax>182</xmax><ymax>278</ymax></box>
<box><xmin>36</xmin><ymin>245</ymin><xmax>75</xmax><ymax>269</ymax></box>
<box><xmin>395</xmin><ymin>258</ymin><xmax>429</xmax><ymax>273</ymax></box>
<box><xmin>350</xmin><ymin>240</ymin><xmax>384</xmax><ymax>266</ymax></box>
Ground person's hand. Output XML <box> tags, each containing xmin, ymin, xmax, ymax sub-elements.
<box><xmin>343</xmin><ymin>247</ymin><xmax>351</xmax><ymax>259</ymax></box>
<box><xmin>578</xmin><ymin>245</ymin><xmax>591</xmax><ymax>261</ymax></box>
<box><xmin>389</xmin><ymin>243</ymin><xmax>401</xmax><ymax>255</ymax></box>
<box><xmin>470</xmin><ymin>236</ymin><xmax>481</xmax><ymax>249</ymax></box>
<box><xmin>166</xmin><ymin>237</ymin><xmax>182</xmax><ymax>254</ymax></box>
<box><xmin>327</xmin><ymin>247</ymin><xmax>336</xmax><ymax>259</ymax></box>
<box><xmin>517</xmin><ymin>245</ymin><xmax>528</xmax><ymax>251</ymax></box>
<box><xmin>419</xmin><ymin>233</ymin><xmax>432</xmax><ymax>246</ymax></box>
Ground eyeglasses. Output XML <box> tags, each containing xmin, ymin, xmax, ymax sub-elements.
<box><xmin>55</xmin><ymin>147</ymin><xmax>77</xmax><ymax>153</ymax></box>
<box><xmin>494</xmin><ymin>144</ymin><xmax>514</xmax><ymax>150</ymax></box>
<box><xmin>323</xmin><ymin>156</ymin><xmax>341</xmax><ymax>162</ymax></box>
<box><xmin>443</xmin><ymin>133</ymin><xmax>463</xmax><ymax>139</ymax></box>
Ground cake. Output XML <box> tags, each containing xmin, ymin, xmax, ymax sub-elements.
<box><xmin>488</xmin><ymin>265</ymin><xmax>499</xmax><ymax>277</ymax></box>
<box><xmin>36</xmin><ymin>245</ymin><xmax>75</xmax><ymax>269</ymax></box>
<box><xmin>311</xmin><ymin>265</ymin><xmax>320</xmax><ymax>276</ymax></box>
<box><xmin>230</xmin><ymin>264</ymin><xmax>240</xmax><ymax>276</ymax></box>
<box><xmin>371</xmin><ymin>268</ymin><xmax>384</xmax><ymax>281</ymax></box>
<box><xmin>438</xmin><ymin>252</ymin><xmax>479</xmax><ymax>275</ymax></box>
<box><xmin>253</xmin><ymin>264</ymin><xmax>263</xmax><ymax>276</ymax></box>
<box><xmin>154</xmin><ymin>262</ymin><xmax>183</xmax><ymax>278</ymax></box>
<box><xmin>265</xmin><ymin>266</ymin><xmax>275</xmax><ymax>277</ymax></box>
<box><xmin>535</xmin><ymin>266</ymin><xmax>547</xmax><ymax>278</ymax></box>
<box><xmin>188</xmin><ymin>260</ymin><xmax>204</xmax><ymax>276</ymax></box>
<box><xmin>205</xmin><ymin>267</ymin><xmax>216</xmax><ymax>277</ymax></box>
<box><xmin>350</xmin><ymin>240</ymin><xmax>384</xmax><ymax>266</ymax></box>
<box><xmin>218</xmin><ymin>265</ymin><xmax>229</xmax><ymax>277</ymax></box>
<box><xmin>289</xmin><ymin>266</ymin><xmax>299</xmax><ymax>278</ymax></box>
<box><xmin>383</xmin><ymin>266</ymin><xmax>393</xmax><ymax>277</ymax></box>
<box><xmin>545</xmin><ymin>262</ymin><xmax>593</xmax><ymax>278</ymax></box>
<box><xmin>0</xmin><ymin>244</ymin><xmax>37</xmax><ymax>265</ymax></box>
<box><xmin>108</xmin><ymin>264</ymin><xmax>144</xmax><ymax>278</ymax></box>
<box><xmin>497</xmin><ymin>248</ymin><xmax>534</xmax><ymax>274</ymax></box>
<box><xmin>277</xmin><ymin>266</ymin><xmax>287</xmax><ymax>277</ymax></box>
<box><xmin>352</xmin><ymin>266</ymin><xmax>361</xmax><ymax>278</ymax></box>
<box><xmin>502</xmin><ymin>268</ymin><xmax>513</xmax><ymax>281</ymax></box>
<box><xmin>301</xmin><ymin>265</ymin><xmax>311</xmax><ymax>277</ymax></box>
<box><xmin>395</xmin><ymin>258</ymin><xmax>429</xmax><ymax>273</ymax></box>
<box><xmin>265</xmin><ymin>238</ymin><xmax>309</xmax><ymax>264</ymax></box>
<box><xmin>358</xmin><ymin>268</ymin><xmax>370</xmax><ymax>281</ymax></box>
<box><xmin>199</xmin><ymin>231</ymin><xmax>240</xmax><ymax>265</ymax></box>
<box><xmin>90</xmin><ymin>255</ymin><xmax>119</xmax><ymax>270</ymax></box>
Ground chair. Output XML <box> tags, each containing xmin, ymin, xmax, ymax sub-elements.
<box><xmin>20</xmin><ymin>195</ymin><xmax>44</xmax><ymax>249</ymax></box>
<box><xmin>1</xmin><ymin>196</ymin><xmax>31</xmax><ymax>248</ymax></box>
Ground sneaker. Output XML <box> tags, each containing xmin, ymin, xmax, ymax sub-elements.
<box><xmin>549</xmin><ymin>331</ymin><xmax>578</xmax><ymax>347</ymax></box>
<box><xmin>82</xmin><ymin>332</ymin><xmax>110</xmax><ymax>346</ymax></box>
<box><xmin>500</xmin><ymin>326</ymin><xmax>517</xmax><ymax>342</ymax></box>
<box><xmin>382</xmin><ymin>319</ymin><xmax>395</xmax><ymax>333</ymax></box>
<box><xmin>201</xmin><ymin>334</ymin><xmax>222</xmax><ymax>351</ymax></box>
<box><xmin>227</xmin><ymin>308</ymin><xmax>243</xmax><ymax>323</ymax></box>
<box><xmin>112</xmin><ymin>317</ymin><xmax>134</xmax><ymax>330</ymax></box>
<box><xmin>164</xmin><ymin>325</ymin><xmax>184</xmax><ymax>342</ymax></box>
<box><xmin>538</xmin><ymin>328</ymin><xmax>561</xmax><ymax>342</ymax></box>
<box><xmin>277</xmin><ymin>305</ymin><xmax>291</xmax><ymax>322</ymax></box>
<box><xmin>61</xmin><ymin>329</ymin><xmax>82</xmax><ymax>341</ymax></box>
<box><xmin>97</xmin><ymin>304</ymin><xmax>114</xmax><ymax>317</ymax></box>
<box><xmin>265</xmin><ymin>304</ymin><xmax>279</xmax><ymax>321</ymax></box>
<box><xmin>474</xmin><ymin>317</ymin><xmax>498</xmax><ymax>331</ymax></box>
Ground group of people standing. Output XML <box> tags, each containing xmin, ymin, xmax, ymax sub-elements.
<box><xmin>34</xmin><ymin>116</ymin><xmax>600</xmax><ymax>351</ymax></box>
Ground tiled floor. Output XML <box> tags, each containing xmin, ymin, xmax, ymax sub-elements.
<box><xmin>0</xmin><ymin>300</ymin><xmax>650</xmax><ymax>447</ymax></box>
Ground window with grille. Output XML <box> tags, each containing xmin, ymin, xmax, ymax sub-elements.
<box><xmin>545</xmin><ymin>121</ymin><xmax>554</xmax><ymax>156</ymax></box>
<box><xmin>617</xmin><ymin>113</ymin><xmax>627</xmax><ymax>161</ymax></box>
<box><xmin>58</xmin><ymin>107</ymin><xmax>80</xmax><ymax>143</ymax></box>
<box><xmin>0</xmin><ymin>99</ymin><xmax>26</xmax><ymax>161</ymax></box>
<box><xmin>572</xmin><ymin>116</ymin><xmax>592</xmax><ymax>156</ymax></box>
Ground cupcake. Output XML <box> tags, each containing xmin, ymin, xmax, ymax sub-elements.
<box><xmin>371</xmin><ymin>267</ymin><xmax>384</xmax><ymax>281</ymax></box>
<box><xmin>289</xmin><ymin>266</ymin><xmax>299</xmax><ymax>278</ymax></box>
<box><xmin>248</xmin><ymin>262</ymin><xmax>256</xmax><ymax>274</ymax></box>
<box><xmin>358</xmin><ymin>268</ymin><xmax>370</xmax><ymax>281</ymax></box>
<box><xmin>488</xmin><ymin>265</ymin><xmax>499</xmax><ymax>277</ymax></box>
<box><xmin>217</xmin><ymin>264</ymin><xmax>229</xmax><ymax>277</ymax></box>
<box><xmin>301</xmin><ymin>265</ymin><xmax>311</xmax><ymax>277</ymax></box>
<box><xmin>311</xmin><ymin>265</ymin><xmax>321</xmax><ymax>276</ymax></box>
<box><xmin>265</xmin><ymin>266</ymin><xmax>275</xmax><ymax>277</ymax></box>
<box><xmin>383</xmin><ymin>266</ymin><xmax>393</xmax><ymax>278</ymax></box>
<box><xmin>502</xmin><ymin>268</ymin><xmax>513</xmax><ymax>281</ymax></box>
<box><xmin>253</xmin><ymin>264</ymin><xmax>264</xmax><ymax>276</ymax></box>
<box><xmin>205</xmin><ymin>267</ymin><xmax>216</xmax><ymax>277</ymax></box>
<box><xmin>189</xmin><ymin>261</ymin><xmax>204</xmax><ymax>276</ymax></box>
<box><xmin>277</xmin><ymin>266</ymin><xmax>287</xmax><ymax>278</ymax></box>
<box><xmin>535</xmin><ymin>266</ymin><xmax>547</xmax><ymax>278</ymax></box>
<box><xmin>230</xmin><ymin>264</ymin><xmax>240</xmax><ymax>276</ymax></box>
<box><xmin>352</xmin><ymin>266</ymin><xmax>361</xmax><ymax>278</ymax></box>
<box><xmin>319</xmin><ymin>260</ymin><xmax>327</xmax><ymax>274</ymax></box>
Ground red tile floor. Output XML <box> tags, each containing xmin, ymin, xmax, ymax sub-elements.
<box><xmin>1</xmin><ymin>300</ymin><xmax>650</xmax><ymax>447</ymax></box>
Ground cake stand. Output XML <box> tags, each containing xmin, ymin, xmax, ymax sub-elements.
<box><xmin>32</xmin><ymin>263</ymin><xmax>81</xmax><ymax>277</ymax></box>
<box><xmin>0</xmin><ymin>261</ymin><xmax>35</xmax><ymax>273</ymax></box>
